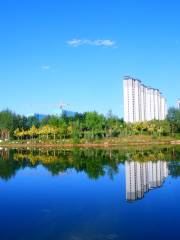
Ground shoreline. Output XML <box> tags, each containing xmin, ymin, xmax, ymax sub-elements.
<box><xmin>0</xmin><ymin>140</ymin><xmax>179</xmax><ymax>149</ymax></box>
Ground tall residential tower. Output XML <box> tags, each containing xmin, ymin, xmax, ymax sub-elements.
<box><xmin>123</xmin><ymin>76</ymin><xmax>167</xmax><ymax>123</ymax></box>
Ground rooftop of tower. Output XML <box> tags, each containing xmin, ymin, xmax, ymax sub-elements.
<box><xmin>123</xmin><ymin>76</ymin><xmax>165</xmax><ymax>96</ymax></box>
<box><xmin>123</xmin><ymin>76</ymin><xmax>141</xmax><ymax>83</ymax></box>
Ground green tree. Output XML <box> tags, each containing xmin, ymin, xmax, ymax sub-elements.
<box><xmin>167</xmin><ymin>107</ymin><xmax>180</xmax><ymax>134</ymax></box>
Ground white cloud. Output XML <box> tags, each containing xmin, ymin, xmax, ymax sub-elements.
<box><xmin>67</xmin><ymin>39</ymin><xmax>116</xmax><ymax>47</ymax></box>
<box><xmin>41</xmin><ymin>65</ymin><xmax>51</xmax><ymax>70</ymax></box>
<box><xmin>67</xmin><ymin>39</ymin><xmax>82</xmax><ymax>47</ymax></box>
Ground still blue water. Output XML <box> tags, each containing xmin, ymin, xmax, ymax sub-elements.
<box><xmin>0</xmin><ymin>147</ymin><xmax>180</xmax><ymax>240</ymax></box>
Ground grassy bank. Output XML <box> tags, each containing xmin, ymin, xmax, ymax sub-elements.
<box><xmin>0</xmin><ymin>135</ymin><xmax>177</xmax><ymax>148</ymax></box>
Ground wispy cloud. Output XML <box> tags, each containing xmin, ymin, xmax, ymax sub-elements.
<box><xmin>41</xmin><ymin>65</ymin><xmax>51</xmax><ymax>70</ymax></box>
<box><xmin>67</xmin><ymin>39</ymin><xmax>116</xmax><ymax>47</ymax></box>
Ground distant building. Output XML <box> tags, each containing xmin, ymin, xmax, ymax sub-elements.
<box><xmin>62</xmin><ymin>109</ymin><xmax>78</xmax><ymax>117</ymax></box>
<box><xmin>34</xmin><ymin>109</ymin><xmax>78</xmax><ymax>121</ymax></box>
<box><xmin>123</xmin><ymin>76</ymin><xmax>167</xmax><ymax>122</ymax></box>
<box><xmin>178</xmin><ymin>99</ymin><xmax>180</xmax><ymax>110</ymax></box>
<box><xmin>51</xmin><ymin>108</ymin><xmax>78</xmax><ymax>117</ymax></box>
<box><xmin>34</xmin><ymin>113</ymin><xmax>48</xmax><ymax>121</ymax></box>
<box><xmin>125</xmin><ymin>160</ymin><xmax>168</xmax><ymax>201</ymax></box>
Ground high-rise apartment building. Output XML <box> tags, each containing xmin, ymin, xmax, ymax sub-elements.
<box><xmin>123</xmin><ymin>76</ymin><xmax>167</xmax><ymax>122</ymax></box>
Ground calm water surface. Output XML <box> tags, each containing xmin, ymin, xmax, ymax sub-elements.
<box><xmin>0</xmin><ymin>147</ymin><xmax>180</xmax><ymax>240</ymax></box>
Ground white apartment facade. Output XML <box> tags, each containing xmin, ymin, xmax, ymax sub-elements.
<box><xmin>125</xmin><ymin>160</ymin><xmax>168</xmax><ymax>201</ymax></box>
<box><xmin>123</xmin><ymin>76</ymin><xmax>167</xmax><ymax>123</ymax></box>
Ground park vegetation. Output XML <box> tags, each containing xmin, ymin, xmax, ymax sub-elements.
<box><xmin>0</xmin><ymin>108</ymin><xmax>180</xmax><ymax>143</ymax></box>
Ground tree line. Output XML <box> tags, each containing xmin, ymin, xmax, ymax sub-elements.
<box><xmin>0</xmin><ymin>108</ymin><xmax>180</xmax><ymax>142</ymax></box>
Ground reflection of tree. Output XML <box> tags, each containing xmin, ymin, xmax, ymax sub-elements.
<box><xmin>169</xmin><ymin>147</ymin><xmax>180</xmax><ymax>177</ymax></box>
<box><xmin>0</xmin><ymin>148</ymin><xmax>124</xmax><ymax>180</ymax></box>
<box><xmin>129</xmin><ymin>151</ymin><xmax>166</xmax><ymax>161</ymax></box>
<box><xmin>0</xmin><ymin>150</ymin><xmax>28</xmax><ymax>180</ymax></box>
<box><xmin>13</xmin><ymin>149</ymin><xmax>123</xmax><ymax>179</ymax></box>
<box><xmin>0</xmin><ymin>158</ymin><xmax>20</xmax><ymax>180</ymax></box>
<box><xmin>126</xmin><ymin>147</ymin><xmax>180</xmax><ymax>162</ymax></box>
<box><xmin>169</xmin><ymin>162</ymin><xmax>180</xmax><ymax>178</ymax></box>
<box><xmin>0</xmin><ymin>146</ymin><xmax>180</xmax><ymax>180</ymax></box>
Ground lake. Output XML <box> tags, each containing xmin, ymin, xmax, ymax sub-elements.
<box><xmin>0</xmin><ymin>146</ymin><xmax>180</xmax><ymax>240</ymax></box>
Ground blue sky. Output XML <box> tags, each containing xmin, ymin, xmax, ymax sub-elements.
<box><xmin>1</xmin><ymin>0</ymin><xmax>180</xmax><ymax>117</ymax></box>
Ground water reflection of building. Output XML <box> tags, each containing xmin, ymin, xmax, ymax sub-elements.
<box><xmin>125</xmin><ymin>161</ymin><xmax>168</xmax><ymax>201</ymax></box>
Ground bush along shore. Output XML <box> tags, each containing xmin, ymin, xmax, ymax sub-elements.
<box><xmin>0</xmin><ymin>108</ymin><xmax>180</xmax><ymax>147</ymax></box>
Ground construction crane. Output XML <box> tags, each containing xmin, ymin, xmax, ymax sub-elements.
<box><xmin>59</xmin><ymin>102</ymin><xmax>70</xmax><ymax>110</ymax></box>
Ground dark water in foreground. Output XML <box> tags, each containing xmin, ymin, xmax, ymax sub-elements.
<box><xmin>0</xmin><ymin>147</ymin><xmax>180</xmax><ymax>240</ymax></box>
